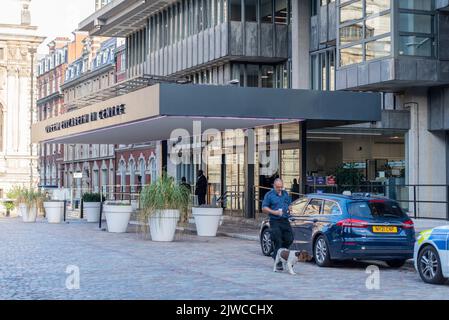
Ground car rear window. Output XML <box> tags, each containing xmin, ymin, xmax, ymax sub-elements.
<box><xmin>348</xmin><ymin>200</ymin><xmax>407</xmax><ymax>219</ymax></box>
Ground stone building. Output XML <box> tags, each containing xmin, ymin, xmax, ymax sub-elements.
<box><xmin>0</xmin><ymin>0</ymin><xmax>44</xmax><ymax>198</ymax></box>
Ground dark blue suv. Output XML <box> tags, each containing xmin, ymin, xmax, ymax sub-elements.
<box><xmin>260</xmin><ymin>193</ymin><xmax>416</xmax><ymax>268</ymax></box>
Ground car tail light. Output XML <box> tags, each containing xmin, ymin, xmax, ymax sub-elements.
<box><xmin>336</xmin><ymin>219</ymin><xmax>368</xmax><ymax>228</ymax></box>
<box><xmin>402</xmin><ymin>219</ymin><xmax>414</xmax><ymax>229</ymax></box>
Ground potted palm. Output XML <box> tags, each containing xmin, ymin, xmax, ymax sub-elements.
<box><xmin>192</xmin><ymin>204</ymin><xmax>223</xmax><ymax>237</ymax></box>
<box><xmin>139</xmin><ymin>174</ymin><xmax>190</xmax><ymax>242</ymax></box>
<box><xmin>82</xmin><ymin>193</ymin><xmax>104</xmax><ymax>223</ymax></box>
<box><xmin>103</xmin><ymin>201</ymin><xmax>133</xmax><ymax>233</ymax></box>
<box><xmin>19</xmin><ymin>188</ymin><xmax>45</xmax><ymax>223</ymax></box>
<box><xmin>43</xmin><ymin>193</ymin><xmax>65</xmax><ymax>224</ymax></box>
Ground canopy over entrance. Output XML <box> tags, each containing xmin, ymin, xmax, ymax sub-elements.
<box><xmin>32</xmin><ymin>83</ymin><xmax>381</xmax><ymax>144</ymax></box>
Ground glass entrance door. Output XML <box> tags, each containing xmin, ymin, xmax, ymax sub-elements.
<box><xmin>281</xmin><ymin>148</ymin><xmax>301</xmax><ymax>190</ymax></box>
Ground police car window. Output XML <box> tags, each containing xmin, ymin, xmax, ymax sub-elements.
<box><xmin>323</xmin><ymin>201</ymin><xmax>341</xmax><ymax>215</ymax></box>
<box><xmin>290</xmin><ymin>198</ymin><xmax>308</xmax><ymax>216</ymax></box>
<box><xmin>304</xmin><ymin>199</ymin><xmax>323</xmax><ymax>216</ymax></box>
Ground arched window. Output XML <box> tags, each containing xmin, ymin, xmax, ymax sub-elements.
<box><xmin>149</xmin><ymin>157</ymin><xmax>157</xmax><ymax>183</ymax></box>
<box><xmin>51</xmin><ymin>162</ymin><xmax>57</xmax><ymax>186</ymax></box>
<box><xmin>119</xmin><ymin>160</ymin><xmax>126</xmax><ymax>197</ymax></box>
<box><xmin>129</xmin><ymin>159</ymin><xmax>136</xmax><ymax>193</ymax></box>
<box><xmin>139</xmin><ymin>158</ymin><xmax>146</xmax><ymax>186</ymax></box>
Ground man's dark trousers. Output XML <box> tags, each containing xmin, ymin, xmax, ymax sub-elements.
<box><xmin>270</xmin><ymin>218</ymin><xmax>294</xmax><ymax>260</ymax></box>
<box><xmin>198</xmin><ymin>194</ymin><xmax>206</xmax><ymax>206</ymax></box>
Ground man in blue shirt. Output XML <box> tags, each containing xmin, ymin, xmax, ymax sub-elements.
<box><xmin>262</xmin><ymin>178</ymin><xmax>293</xmax><ymax>271</ymax></box>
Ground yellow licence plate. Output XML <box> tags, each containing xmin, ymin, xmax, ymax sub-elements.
<box><xmin>372</xmin><ymin>226</ymin><xmax>398</xmax><ymax>233</ymax></box>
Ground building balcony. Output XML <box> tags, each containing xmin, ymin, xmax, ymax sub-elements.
<box><xmin>336</xmin><ymin>56</ymin><xmax>449</xmax><ymax>92</ymax></box>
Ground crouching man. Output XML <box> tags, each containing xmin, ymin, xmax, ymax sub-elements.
<box><xmin>262</xmin><ymin>178</ymin><xmax>293</xmax><ymax>271</ymax></box>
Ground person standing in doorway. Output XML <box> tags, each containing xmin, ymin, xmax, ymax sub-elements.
<box><xmin>262</xmin><ymin>178</ymin><xmax>293</xmax><ymax>271</ymax></box>
<box><xmin>291</xmin><ymin>178</ymin><xmax>300</xmax><ymax>201</ymax></box>
<box><xmin>195</xmin><ymin>170</ymin><xmax>208</xmax><ymax>206</ymax></box>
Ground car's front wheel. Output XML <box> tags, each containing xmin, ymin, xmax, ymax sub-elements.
<box><xmin>314</xmin><ymin>235</ymin><xmax>332</xmax><ymax>267</ymax></box>
<box><xmin>260</xmin><ymin>228</ymin><xmax>273</xmax><ymax>257</ymax></box>
<box><xmin>418</xmin><ymin>245</ymin><xmax>447</xmax><ymax>285</ymax></box>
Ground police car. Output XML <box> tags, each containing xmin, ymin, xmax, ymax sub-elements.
<box><xmin>414</xmin><ymin>226</ymin><xmax>449</xmax><ymax>284</ymax></box>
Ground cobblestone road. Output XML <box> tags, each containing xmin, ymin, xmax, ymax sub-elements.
<box><xmin>0</xmin><ymin>217</ymin><xmax>448</xmax><ymax>300</ymax></box>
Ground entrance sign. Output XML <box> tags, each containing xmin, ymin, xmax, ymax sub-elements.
<box><xmin>45</xmin><ymin>104</ymin><xmax>126</xmax><ymax>133</ymax></box>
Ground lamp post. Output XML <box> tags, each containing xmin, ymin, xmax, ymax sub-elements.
<box><xmin>71</xmin><ymin>144</ymin><xmax>76</xmax><ymax>209</ymax></box>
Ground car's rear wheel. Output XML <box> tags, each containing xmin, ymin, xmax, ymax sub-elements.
<box><xmin>418</xmin><ymin>245</ymin><xmax>446</xmax><ymax>285</ymax></box>
<box><xmin>314</xmin><ymin>235</ymin><xmax>332</xmax><ymax>267</ymax></box>
<box><xmin>260</xmin><ymin>228</ymin><xmax>273</xmax><ymax>257</ymax></box>
<box><xmin>386</xmin><ymin>259</ymin><xmax>407</xmax><ymax>268</ymax></box>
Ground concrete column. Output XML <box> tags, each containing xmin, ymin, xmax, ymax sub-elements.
<box><xmin>244</xmin><ymin>129</ymin><xmax>255</xmax><ymax>219</ymax></box>
<box><xmin>292</xmin><ymin>0</ymin><xmax>311</xmax><ymax>90</ymax></box>
<box><xmin>405</xmin><ymin>89</ymin><xmax>448</xmax><ymax>219</ymax></box>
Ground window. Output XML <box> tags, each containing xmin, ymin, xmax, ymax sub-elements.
<box><xmin>246</xmin><ymin>0</ymin><xmax>257</xmax><ymax>22</ymax></box>
<box><xmin>291</xmin><ymin>198</ymin><xmax>308</xmax><ymax>216</ymax></box>
<box><xmin>398</xmin><ymin>0</ymin><xmax>434</xmax><ymax>11</ymax></box>
<box><xmin>274</xmin><ymin>0</ymin><xmax>288</xmax><ymax>24</ymax></box>
<box><xmin>230</xmin><ymin>0</ymin><xmax>241</xmax><ymax>21</ymax></box>
<box><xmin>365</xmin><ymin>0</ymin><xmax>389</xmax><ymax>17</ymax></box>
<box><xmin>348</xmin><ymin>200</ymin><xmax>407</xmax><ymax>218</ymax></box>
<box><xmin>323</xmin><ymin>201</ymin><xmax>342</xmax><ymax>215</ymax></box>
<box><xmin>365</xmin><ymin>36</ymin><xmax>391</xmax><ymax>60</ymax></box>
<box><xmin>398</xmin><ymin>1</ymin><xmax>436</xmax><ymax>57</ymax></box>
<box><xmin>231</xmin><ymin>62</ymin><xmax>289</xmax><ymax>88</ymax></box>
<box><xmin>303</xmin><ymin>199</ymin><xmax>323</xmax><ymax>216</ymax></box>
<box><xmin>150</xmin><ymin>158</ymin><xmax>157</xmax><ymax>183</ymax></box>
<box><xmin>340</xmin><ymin>0</ymin><xmax>363</xmax><ymax>24</ymax></box>
<box><xmin>338</xmin><ymin>0</ymin><xmax>391</xmax><ymax>66</ymax></box>
<box><xmin>340</xmin><ymin>44</ymin><xmax>363</xmax><ymax>66</ymax></box>
<box><xmin>0</xmin><ymin>48</ymin><xmax>4</xmax><ymax>60</ymax></box>
<box><xmin>365</xmin><ymin>14</ymin><xmax>390</xmax><ymax>38</ymax></box>
<box><xmin>261</xmin><ymin>0</ymin><xmax>273</xmax><ymax>23</ymax></box>
<box><xmin>311</xmin><ymin>49</ymin><xmax>335</xmax><ymax>90</ymax></box>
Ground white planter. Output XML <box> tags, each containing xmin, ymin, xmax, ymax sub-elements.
<box><xmin>84</xmin><ymin>202</ymin><xmax>101</xmax><ymax>223</ymax></box>
<box><xmin>21</xmin><ymin>204</ymin><xmax>37</xmax><ymax>223</ymax></box>
<box><xmin>149</xmin><ymin>210</ymin><xmax>180</xmax><ymax>242</ymax></box>
<box><xmin>104</xmin><ymin>204</ymin><xmax>132</xmax><ymax>233</ymax></box>
<box><xmin>192</xmin><ymin>207</ymin><xmax>223</xmax><ymax>237</ymax></box>
<box><xmin>44</xmin><ymin>201</ymin><xmax>65</xmax><ymax>224</ymax></box>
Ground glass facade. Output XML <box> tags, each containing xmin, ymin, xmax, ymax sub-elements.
<box><xmin>338</xmin><ymin>0</ymin><xmax>391</xmax><ymax>66</ymax></box>
<box><xmin>231</xmin><ymin>63</ymin><xmax>289</xmax><ymax>88</ymax></box>
<box><xmin>398</xmin><ymin>1</ymin><xmax>436</xmax><ymax>57</ymax></box>
<box><xmin>311</xmin><ymin>49</ymin><xmax>336</xmax><ymax>91</ymax></box>
<box><xmin>148</xmin><ymin>0</ymin><xmax>290</xmax><ymax>53</ymax></box>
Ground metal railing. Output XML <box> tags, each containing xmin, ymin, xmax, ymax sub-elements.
<box><xmin>305</xmin><ymin>183</ymin><xmax>449</xmax><ymax>221</ymax></box>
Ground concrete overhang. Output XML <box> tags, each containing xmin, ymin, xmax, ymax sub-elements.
<box><xmin>79</xmin><ymin>0</ymin><xmax>178</xmax><ymax>37</ymax></box>
<box><xmin>31</xmin><ymin>84</ymin><xmax>381</xmax><ymax>145</ymax></box>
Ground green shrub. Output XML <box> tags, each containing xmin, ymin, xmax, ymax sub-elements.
<box><xmin>82</xmin><ymin>193</ymin><xmax>105</xmax><ymax>203</ymax></box>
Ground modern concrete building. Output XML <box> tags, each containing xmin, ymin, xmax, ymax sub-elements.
<box><xmin>32</xmin><ymin>0</ymin><xmax>449</xmax><ymax>220</ymax></box>
<box><xmin>0</xmin><ymin>0</ymin><xmax>44</xmax><ymax>198</ymax></box>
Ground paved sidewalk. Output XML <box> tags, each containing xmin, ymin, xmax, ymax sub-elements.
<box><xmin>1</xmin><ymin>217</ymin><xmax>448</xmax><ymax>300</ymax></box>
